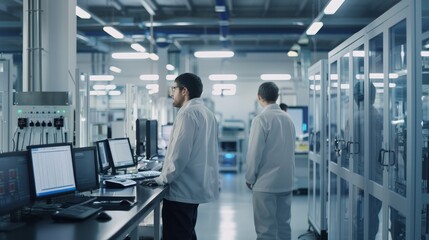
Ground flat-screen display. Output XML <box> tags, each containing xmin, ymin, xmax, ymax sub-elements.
<box><xmin>287</xmin><ymin>106</ymin><xmax>309</xmax><ymax>137</ymax></box>
<box><xmin>135</xmin><ymin>118</ymin><xmax>147</xmax><ymax>157</ymax></box>
<box><xmin>73</xmin><ymin>147</ymin><xmax>99</xmax><ymax>192</ymax></box>
<box><xmin>146</xmin><ymin>120</ymin><xmax>158</xmax><ymax>159</ymax></box>
<box><xmin>107</xmin><ymin>138</ymin><xmax>135</xmax><ymax>170</ymax></box>
<box><xmin>28</xmin><ymin>143</ymin><xmax>76</xmax><ymax>199</ymax></box>
<box><xmin>0</xmin><ymin>151</ymin><xmax>31</xmax><ymax>216</ymax></box>
<box><xmin>96</xmin><ymin>140</ymin><xmax>111</xmax><ymax>173</ymax></box>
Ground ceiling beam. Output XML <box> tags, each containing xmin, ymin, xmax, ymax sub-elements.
<box><xmin>262</xmin><ymin>0</ymin><xmax>271</xmax><ymax>17</ymax></box>
<box><xmin>184</xmin><ymin>0</ymin><xmax>193</xmax><ymax>12</ymax></box>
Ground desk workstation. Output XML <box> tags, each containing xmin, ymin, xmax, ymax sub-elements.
<box><xmin>0</xmin><ymin>137</ymin><xmax>165</xmax><ymax>240</ymax></box>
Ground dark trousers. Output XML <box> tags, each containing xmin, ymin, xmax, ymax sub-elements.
<box><xmin>162</xmin><ymin>199</ymin><xmax>199</xmax><ymax>240</ymax></box>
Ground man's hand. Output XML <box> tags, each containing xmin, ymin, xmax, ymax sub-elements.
<box><xmin>141</xmin><ymin>179</ymin><xmax>158</xmax><ymax>187</ymax></box>
<box><xmin>246</xmin><ymin>182</ymin><xmax>253</xmax><ymax>190</ymax></box>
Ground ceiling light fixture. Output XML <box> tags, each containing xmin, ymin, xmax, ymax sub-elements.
<box><xmin>166</xmin><ymin>64</ymin><xmax>175</xmax><ymax>71</ymax></box>
<box><xmin>260</xmin><ymin>74</ymin><xmax>292</xmax><ymax>81</ymax></box>
<box><xmin>209</xmin><ymin>74</ymin><xmax>237</xmax><ymax>81</ymax></box>
<box><xmin>306</xmin><ymin>22</ymin><xmax>324</xmax><ymax>35</ymax></box>
<box><xmin>76</xmin><ymin>6</ymin><xmax>91</xmax><ymax>19</ymax></box>
<box><xmin>131</xmin><ymin>43</ymin><xmax>146</xmax><ymax>52</ymax></box>
<box><xmin>287</xmin><ymin>50</ymin><xmax>299</xmax><ymax>57</ymax></box>
<box><xmin>112</xmin><ymin>52</ymin><xmax>149</xmax><ymax>59</ymax></box>
<box><xmin>166</xmin><ymin>74</ymin><xmax>178</xmax><ymax>81</ymax></box>
<box><xmin>149</xmin><ymin>53</ymin><xmax>159</xmax><ymax>61</ymax></box>
<box><xmin>108</xmin><ymin>90</ymin><xmax>121</xmax><ymax>96</ymax></box>
<box><xmin>90</xmin><ymin>90</ymin><xmax>107</xmax><ymax>96</ymax></box>
<box><xmin>140</xmin><ymin>74</ymin><xmax>159</xmax><ymax>81</ymax></box>
<box><xmin>194</xmin><ymin>51</ymin><xmax>234</xmax><ymax>58</ymax></box>
<box><xmin>109</xmin><ymin>66</ymin><xmax>122</xmax><ymax>73</ymax></box>
<box><xmin>324</xmin><ymin>0</ymin><xmax>345</xmax><ymax>15</ymax></box>
<box><xmin>89</xmin><ymin>75</ymin><xmax>114</xmax><ymax>81</ymax></box>
<box><xmin>103</xmin><ymin>26</ymin><xmax>124</xmax><ymax>39</ymax></box>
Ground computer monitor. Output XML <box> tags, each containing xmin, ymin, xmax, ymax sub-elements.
<box><xmin>135</xmin><ymin>118</ymin><xmax>147</xmax><ymax>157</ymax></box>
<box><xmin>0</xmin><ymin>151</ymin><xmax>31</xmax><ymax>217</ymax></box>
<box><xmin>106</xmin><ymin>138</ymin><xmax>135</xmax><ymax>173</ymax></box>
<box><xmin>161</xmin><ymin>124</ymin><xmax>173</xmax><ymax>143</ymax></box>
<box><xmin>27</xmin><ymin>143</ymin><xmax>76</xmax><ymax>199</ymax></box>
<box><xmin>287</xmin><ymin>106</ymin><xmax>309</xmax><ymax>137</ymax></box>
<box><xmin>96</xmin><ymin>139</ymin><xmax>111</xmax><ymax>174</ymax></box>
<box><xmin>146</xmin><ymin>120</ymin><xmax>158</xmax><ymax>159</ymax></box>
<box><xmin>73</xmin><ymin>147</ymin><xmax>99</xmax><ymax>192</ymax></box>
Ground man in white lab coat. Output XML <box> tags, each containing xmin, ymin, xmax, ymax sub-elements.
<box><xmin>246</xmin><ymin>82</ymin><xmax>296</xmax><ymax>240</ymax></box>
<box><xmin>142</xmin><ymin>73</ymin><xmax>219</xmax><ymax>240</ymax></box>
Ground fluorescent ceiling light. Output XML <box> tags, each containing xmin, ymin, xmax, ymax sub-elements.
<box><xmin>90</xmin><ymin>90</ymin><xmax>107</xmax><ymax>96</ymax></box>
<box><xmin>89</xmin><ymin>75</ymin><xmax>114</xmax><ymax>81</ymax></box>
<box><xmin>166</xmin><ymin>74</ymin><xmax>178</xmax><ymax>81</ymax></box>
<box><xmin>424</xmin><ymin>43</ymin><xmax>429</xmax><ymax>49</ymax></box>
<box><xmin>166</xmin><ymin>64</ymin><xmax>175</xmax><ymax>71</ymax></box>
<box><xmin>306</xmin><ymin>22</ymin><xmax>323</xmax><ymax>36</ymax></box>
<box><xmin>112</xmin><ymin>52</ymin><xmax>149</xmax><ymax>59</ymax></box>
<box><xmin>140</xmin><ymin>74</ymin><xmax>159</xmax><ymax>81</ymax></box>
<box><xmin>109</xmin><ymin>66</ymin><xmax>122</xmax><ymax>73</ymax></box>
<box><xmin>103</xmin><ymin>26</ymin><xmax>124</xmax><ymax>39</ymax></box>
<box><xmin>131</xmin><ymin>43</ymin><xmax>146</xmax><ymax>52</ymax></box>
<box><xmin>105</xmin><ymin>84</ymin><xmax>117</xmax><ymax>90</ymax></box>
<box><xmin>146</xmin><ymin>84</ymin><xmax>159</xmax><ymax>90</ymax></box>
<box><xmin>212</xmin><ymin>84</ymin><xmax>236</xmax><ymax>96</ymax></box>
<box><xmin>76</xmin><ymin>6</ymin><xmax>91</xmax><ymax>19</ymax></box>
<box><xmin>260</xmin><ymin>74</ymin><xmax>291</xmax><ymax>81</ymax></box>
<box><xmin>108</xmin><ymin>90</ymin><xmax>121</xmax><ymax>96</ymax></box>
<box><xmin>287</xmin><ymin>51</ymin><xmax>298</xmax><ymax>57</ymax></box>
<box><xmin>344</xmin><ymin>51</ymin><xmax>365</xmax><ymax>57</ymax></box>
<box><xmin>92</xmin><ymin>85</ymin><xmax>106</xmax><ymax>90</ymax></box>
<box><xmin>309</xmin><ymin>75</ymin><xmax>321</xmax><ymax>81</ymax></box>
<box><xmin>194</xmin><ymin>51</ymin><xmax>234</xmax><ymax>58</ymax></box>
<box><xmin>324</xmin><ymin>0</ymin><xmax>345</xmax><ymax>15</ymax></box>
<box><xmin>330</xmin><ymin>74</ymin><xmax>339</xmax><ymax>80</ymax></box>
<box><xmin>141</xmin><ymin>0</ymin><xmax>155</xmax><ymax>16</ymax></box>
<box><xmin>209</xmin><ymin>74</ymin><xmax>237</xmax><ymax>81</ymax></box>
<box><xmin>149</xmin><ymin>53</ymin><xmax>159</xmax><ymax>61</ymax></box>
<box><xmin>421</xmin><ymin>51</ymin><xmax>429</xmax><ymax>57</ymax></box>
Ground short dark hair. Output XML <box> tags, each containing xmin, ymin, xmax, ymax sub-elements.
<box><xmin>258</xmin><ymin>82</ymin><xmax>279</xmax><ymax>102</ymax></box>
<box><xmin>279</xmin><ymin>103</ymin><xmax>288</xmax><ymax>111</ymax></box>
<box><xmin>175</xmin><ymin>73</ymin><xmax>203</xmax><ymax>99</ymax></box>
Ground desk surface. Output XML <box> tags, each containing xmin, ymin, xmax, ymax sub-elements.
<box><xmin>0</xmin><ymin>185</ymin><xmax>167</xmax><ymax>240</ymax></box>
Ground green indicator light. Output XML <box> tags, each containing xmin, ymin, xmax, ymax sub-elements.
<box><xmin>57</xmin><ymin>110</ymin><xmax>60</xmax><ymax>114</ymax></box>
<box><xmin>62</xmin><ymin>110</ymin><xmax>66</xmax><ymax>113</ymax></box>
<box><xmin>17</xmin><ymin>109</ymin><xmax>22</xmax><ymax>114</ymax></box>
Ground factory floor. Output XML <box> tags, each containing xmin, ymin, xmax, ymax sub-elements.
<box><xmin>195</xmin><ymin>172</ymin><xmax>317</xmax><ymax>240</ymax></box>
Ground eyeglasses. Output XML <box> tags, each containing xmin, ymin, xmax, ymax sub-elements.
<box><xmin>169</xmin><ymin>86</ymin><xmax>183</xmax><ymax>93</ymax></box>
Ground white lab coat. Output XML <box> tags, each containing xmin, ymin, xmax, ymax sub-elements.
<box><xmin>155</xmin><ymin>98</ymin><xmax>219</xmax><ymax>204</ymax></box>
<box><xmin>245</xmin><ymin>104</ymin><xmax>296</xmax><ymax>193</ymax></box>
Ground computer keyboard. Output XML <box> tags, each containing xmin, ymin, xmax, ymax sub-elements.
<box><xmin>53</xmin><ymin>195</ymin><xmax>97</xmax><ymax>208</ymax></box>
<box><xmin>51</xmin><ymin>205</ymin><xmax>102</xmax><ymax>221</ymax></box>
<box><xmin>115</xmin><ymin>171</ymin><xmax>161</xmax><ymax>180</ymax></box>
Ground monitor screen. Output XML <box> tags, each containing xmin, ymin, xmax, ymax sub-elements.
<box><xmin>0</xmin><ymin>151</ymin><xmax>31</xmax><ymax>216</ymax></box>
<box><xmin>73</xmin><ymin>147</ymin><xmax>99</xmax><ymax>192</ymax></box>
<box><xmin>28</xmin><ymin>143</ymin><xmax>76</xmax><ymax>198</ymax></box>
<box><xmin>287</xmin><ymin>106</ymin><xmax>309</xmax><ymax>137</ymax></box>
<box><xmin>135</xmin><ymin>118</ymin><xmax>147</xmax><ymax>156</ymax></box>
<box><xmin>107</xmin><ymin>138</ymin><xmax>135</xmax><ymax>170</ymax></box>
<box><xmin>96</xmin><ymin>140</ymin><xmax>111</xmax><ymax>173</ymax></box>
<box><xmin>146</xmin><ymin>120</ymin><xmax>158</xmax><ymax>159</ymax></box>
<box><xmin>161</xmin><ymin>124</ymin><xmax>173</xmax><ymax>143</ymax></box>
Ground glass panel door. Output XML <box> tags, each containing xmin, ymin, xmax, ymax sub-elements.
<box><xmin>340</xmin><ymin>54</ymin><xmax>350</xmax><ymax>169</ymax></box>
<box><xmin>330</xmin><ymin>61</ymin><xmax>339</xmax><ymax>164</ymax></box>
<box><xmin>388</xmin><ymin>19</ymin><xmax>407</xmax><ymax>197</ymax></box>
<box><xmin>351</xmin><ymin>45</ymin><xmax>365</xmax><ymax>176</ymax></box>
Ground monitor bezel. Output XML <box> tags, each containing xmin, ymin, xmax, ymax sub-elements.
<box><xmin>27</xmin><ymin>143</ymin><xmax>77</xmax><ymax>200</ymax></box>
<box><xmin>95</xmin><ymin>139</ymin><xmax>111</xmax><ymax>174</ymax></box>
<box><xmin>146</xmin><ymin>120</ymin><xmax>158</xmax><ymax>160</ymax></box>
<box><xmin>72</xmin><ymin>146</ymin><xmax>100</xmax><ymax>192</ymax></box>
<box><xmin>135</xmin><ymin>118</ymin><xmax>147</xmax><ymax>157</ymax></box>
<box><xmin>0</xmin><ymin>151</ymin><xmax>32</xmax><ymax>216</ymax></box>
<box><xmin>106</xmin><ymin>137</ymin><xmax>136</xmax><ymax>171</ymax></box>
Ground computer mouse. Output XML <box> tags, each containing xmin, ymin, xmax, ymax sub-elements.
<box><xmin>96</xmin><ymin>211</ymin><xmax>112</xmax><ymax>221</ymax></box>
